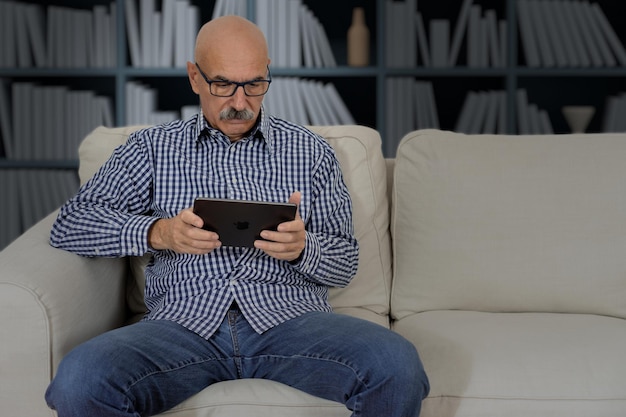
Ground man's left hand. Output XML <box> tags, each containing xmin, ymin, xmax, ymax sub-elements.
<box><xmin>254</xmin><ymin>191</ymin><xmax>305</xmax><ymax>262</ymax></box>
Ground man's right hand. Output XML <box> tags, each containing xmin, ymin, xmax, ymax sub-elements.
<box><xmin>148</xmin><ymin>208</ymin><xmax>221</xmax><ymax>254</ymax></box>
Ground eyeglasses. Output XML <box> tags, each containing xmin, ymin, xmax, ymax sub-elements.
<box><xmin>195</xmin><ymin>63</ymin><xmax>272</xmax><ymax>97</ymax></box>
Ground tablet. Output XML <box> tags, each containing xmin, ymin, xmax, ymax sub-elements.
<box><xmin>193</xmin><ymin>198</ymin><xmax>297</xmax><ymax>248</ymax></box>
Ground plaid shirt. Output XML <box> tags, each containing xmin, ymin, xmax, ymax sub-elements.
<box><xmin>50</xmin><ymin>109</ymin><xmax>358</xmax><ymax>338</ymax></box>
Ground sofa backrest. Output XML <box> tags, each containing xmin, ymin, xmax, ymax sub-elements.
<box><xmin>79</xmin><ymin>124</ymin><xmax>392</xmax><ymax>327</ymax></box>
<box><xmin>391</xmin><ymin>129</ymin><xmax>626</xmax><ymax>321</ymax></box>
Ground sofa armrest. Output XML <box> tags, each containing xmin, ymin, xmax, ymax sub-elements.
<box><xmin>0</xmin><ymin>211</ymin><xmax>128</xmax><ymax>416</ymax></box>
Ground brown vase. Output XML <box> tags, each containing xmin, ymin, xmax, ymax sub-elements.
<box><xmin>347</xmin><ymin>7</ymin><xmax>370</xmax><ymax>67</ymax></box>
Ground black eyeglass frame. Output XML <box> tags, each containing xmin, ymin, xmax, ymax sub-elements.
<box><xmin>195</xmin><ymin>63</ymin><xmax>272</xmax><ymax>97</ymax></box>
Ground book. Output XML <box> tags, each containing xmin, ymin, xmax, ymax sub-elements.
<box><xmin>528</xmin><ymin>0</ymin><xmax>555</xmax><ymax>67</ymax></box>
<box><xmin>448</xmin><ymin>0</ymin><xmax>473</xmax><ymax>66</ymax></box>
<box><xmin>590</xmin><ymin>3</ymin><xmax>626</xmax><ymax>66</ymax></box>
<box><xmin>430</xmin><ymin>19</ymin><xmax>450</xmax><ymax>68</ymax></box>
<box><xmin>517</xmin><ymin>0</ymin><xmax>541</xmax><ymax>67</ymax></box>
<box><xmin>580</xmin><ymin>1</ymin><xmax>615</xmax><ymax>67</ymax></box>
<box><xmin>125</xmin><ymin>0</ymin><xmax>142</xmax><ymax>67</ymax></box>
<box><xmin>415</xmin><ymin>12</ymin><xmax>431</xmax><ymax>67</ymax></box>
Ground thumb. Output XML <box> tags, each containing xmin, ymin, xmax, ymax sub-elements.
<box><xmin>289</xmin><ymin>191</ymin><xmax>302</xmax><ymax>220</ymax></box>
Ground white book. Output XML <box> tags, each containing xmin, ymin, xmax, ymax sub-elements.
<box><xmin>538</xmin><ymin>0</ymin><xmax>567</xmax><ymax>67</ymax></box>
<box><xmin>152</xmin><ymin>11</ymin><xmax>162</xmax><ymax>67</ymax></box>
<box><xmin>24</xmin><ymin>3</ymin><xmax>46</xmax><ymax>68</ymax></box>
<box><xmin>455</xmin><ymin>91</ymin><xmax>477</xmax><ymax>133</ymax></box>
<box><xmin>186</xmin><ymin>5</ymin><xmax>199</xmax><ymax>65</ymax></box>
<box><xmin>283</xmin><ymin>79</ymin><xmax>305</xmax><ymax>124</ymax></box>
<box><xmin>415</xmin><ymin>12</ymin><xmax>430</xmax><ymax>67</ymax></box>
<box><xmin>316</xmin><ymin>82</ymin><xmax>341</xmax><ymax>125</ymax></box>
<box><xmin>581</xmin><ymin>1</ymin><xmax>615</xmax><ymax>67</ymax></box>
<box><xmin>140</xmin><ymin>0</ymin><xmax>155</xmax><ymax>67</ymax></box>
<box><xmin>468</xmin><ymin>91</ymin><xmax>488</xmax><ymax>133</ymax></box>
<box><xmin>1</xmin><ymin>2</ymin><xmax>17</xmax><ymax>67</ymax></box>
<box><xmin>526</xmin><ymin>103</ymin><xmax>541</xmax><ymax>134</ymax></box>
<box><xmin>287</xmin><ymin>0</ymin><xmax>302</xmax><ymax>68</ymax></box>
<box><xmin>424</xmin><ymin>81</ymin><xmax>439</xmax><ymax>129</ymax></box>
<box><xmin>0</xmin><ymin>80</ymin><xmax>13</xmax><ymax>158</ymax></box>
<box><xmin>548</xmin><ymin>0</ymin><xmax>578</xmax><ymax>67</ymax></box>
<box><xmin>304</xmin><ymin>10</ymin><xmax>324</xmax><ymax>67</ymax></box>
<box><xmin>485</xmin><ymin>10</ymin><xmax>500</xmax><ymax>68</ymax></box>
<box><xmin>479</xmin><ymin>16</ymin><xmax>489</xmax><ymax>67</ymax></box>
<box><xmin>256</xmin><ymin>0</ymin><xmax>271</xmax><ymax>61</ymax></box>
<box><xmin>414</xmin><ymin>81</ymin><xmax>427</xmax><ymax>129</ymax></box>
<box><xmin>570</xmin><ymin>0</ymin><xmax>603</xmax><ymax>67</ymax></box>
<box><xmin>211</xmin><ymin>0</ymin><xmax>225</xmax><ymax>19</ymax></box>
<box><xmin>516</xmin><ymin>89</ymin><xmax>530</xmax><ymax>134</ymax></box>
<box><xmin>174</xmin><ymin>0</ymin><xmax>189</xmax><ymax>67</ymax></box>
<box><xmin>76</xmin><ymin>9</ymin><xmax>92</xmax><ymax>68</ymax></box>
<box><xmin>590</xmin><ymin>3</ymin><xmax>626</xmax><ymax>66</ymax></box>
<box><xmin>307</xmin><ymin>81</ymin><xmax>333</xmax><ymax>124</ymax></box>
<box><xmin>15</xmin><ymin>4</ymin><xmax>32</xmax><ymax>68</ymax></box>
<box><xmin>516</xmin><ymin>0</ymin><xmax>540</xmax><ymax>67</ymax></box>
<box><xmin>601</xmin><ymin>95</ymin><xmax>618</xmax><ymax>132</ymax></box>
<box><xmin>497</xmin><ymin>90</ymin><xmax>507</xmax><ymax>134</ymax></box>
<box><xmin>46</xmin><ymin>5</ymin><xmax>58</xmax><ymax>67</ymax></box>
<box><xmin>324</xmin><ymin>83</ymin><xmax>355</xmax><ymax>125</ymax></box>
<box><xmin>31</xmin><ymin>85</ymin><xmax>45</xmax><ymax>159</ymax></box>
<box><xmin>449</xmin><ymin>0</ymin><xmax>472</xmax><ymax>66</ymax></box>
<box><xmin>269</xmin><ymin>78</ymin><xmax>287</xmax><ymax>121</ymax></box>
<box><xmin>276</xmin><ymin>0</ymin><xmax>288</xmax><ymax>67</ymax></box>
<box><xmin>482</xmin><ymin>91</ymin><xmax>498</xmax><ymax>134</ymax></box>
<box><xmin>125</xmin><ymin>0</ymin><xmax>142</xmax><ymax>67</ymax></box>
<box><xmin>93</xmin><ymin>5</ymin><xmax>107</xmax><ymax>67</ymax></box>
<box><xmin>560</xmin><ymin>0</ymin><xmax>590</xmax><ymax>67</ymax></box>
<box><xmin>430</xmin><ymin>19</ymin><xmax>450</xmax><ymax>68</ymax></box>
<box><xmin>299</xmin><ymin>80</ymin><xmax>321</xmax><ymax>124</ymax></box>
<box><xmin>314</xmin><ymin>17</ymin><xmax>336</xmax><ymax>67</ymax></box>
<box><xmin>299</xmin><ymin>6</ymin><xmax>314</xmax><ymax>67</ymax></box>
<box><xmin>538</xmin><ymin>109</ymin><xmax>553</xmax><ymax>134</ymax></box>
<box><xmin>109</xmin><ymin>3</ymin><xmax>117</xmax><ymax>67</ymax></box>
<box><xmin>528</xmin><ymin>0</ymin><xmax>555</xmax><ymax>67</ymax></box>
<box><xmin>51</xmin><ymin>86</ymin><xmax>67</xmax><ymax>160</ymax></box>
<box><xmin>160</xmin><ymin>0</ymin><xmax>176</xmax><ymax>67</ymax></box>
<box><xmin>499</xmin><ymin>20</ymin><xmax>507</xmax><ymax>68</ymax></box>
<box><xmin>405</xmin><ymin>0</ymin><xmax>417</xmax><ymax>66</ymax></box>
<box><xmin>467</xmin><ymin>6</ymin><xmax>481</xmax><ymax>67</ymax></box>
<box><xmin>276</xmin><ymin>78</ymin><xmax>295</xmax><ymax>122</ymax></box>
<box><xmin>448</xmin><ymin>0</ymin><xmax>473</xmax><ymax>66</ymax></box>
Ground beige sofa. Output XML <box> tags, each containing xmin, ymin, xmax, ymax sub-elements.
<box><xmin>1</xmin><ymin>125</ymin><xmax>625</xmax><ymax>417</ymax></box>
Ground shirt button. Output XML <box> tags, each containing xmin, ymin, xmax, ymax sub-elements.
<box><xmin>131</xmin><ymin>246</ymin><xmax>138</xmax><ymax>254</ymax></box>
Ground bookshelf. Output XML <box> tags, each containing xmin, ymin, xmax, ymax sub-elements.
<box><xmin>1</xmin><ymin>0</ymin><xmax>626</xmax><ymax>249</ymax></box>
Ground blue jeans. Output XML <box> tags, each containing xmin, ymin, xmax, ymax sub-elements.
<box><xmin>46</xmin><ymin>307</ymin><xmax>429</xmax><ymax>417</ymax></box>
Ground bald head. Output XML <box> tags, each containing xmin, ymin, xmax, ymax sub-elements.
<box><xmin>194</xmin><ymin>16</ymin><xmax>269</xmax><ymax>68</ymax></box>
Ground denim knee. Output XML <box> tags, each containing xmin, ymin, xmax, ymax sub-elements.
<box><xmin>45</xmin><ymin>342</ymin><xmax>124</xmax><ymax>416</ymax></box>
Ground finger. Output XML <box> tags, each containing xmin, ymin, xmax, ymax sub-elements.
<box><xmin>180</xmin><ymin>207</ymin><xmax>204</xmax><ymax>228</ymax></box>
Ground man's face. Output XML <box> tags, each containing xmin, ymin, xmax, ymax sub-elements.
<box><xmin>188</xmin><ymin>61</ymin><xmax>268</xmax><ymax>142</ymax></box>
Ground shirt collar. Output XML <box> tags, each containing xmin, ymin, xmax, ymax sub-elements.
<box><xmin>195</xmin><ymin>106</ymin><xmax>272</xmax><ymax>150</ymax></box>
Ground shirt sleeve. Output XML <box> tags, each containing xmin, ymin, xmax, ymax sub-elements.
<box><xmin>292</xmin><ymin>145</ymin><xmax>359</xmax><ymax>288</ymax></box>
<box><xmin>49</xmin><ymin>132</ymin><xmax>157</xmax><ymax>257</ymax></box>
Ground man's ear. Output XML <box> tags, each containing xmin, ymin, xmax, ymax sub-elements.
<box><xmin>187</xmin><ymin>61</ymin><xmax>200</xmax><ymax>95</ymax></box>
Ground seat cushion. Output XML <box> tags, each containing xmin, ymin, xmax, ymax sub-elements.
<box><xmin>391</xmin><ymin>129</ymin><xmax>626</xmax><ymax>320</ymax></box>
<box><xmin>79</xmin><ymin>124</ymin><xmax>392</xmax><ymax>326</ymax></box>
<box><xmin>394</xmin><ymin>310</ymin><xmax>626</xmax><ymax>417</ymax></box>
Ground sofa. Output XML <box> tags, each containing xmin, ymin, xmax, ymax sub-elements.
<box><xmin>1</xmin><ymin>124</ymin><xmax>625</xmax><ymax>417</ymax></box>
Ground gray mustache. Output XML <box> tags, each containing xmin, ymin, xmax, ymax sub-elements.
<box><xmin>220</xmin><ymin>108</ymin><xmax>255</xmax><ymax>120</ymax></box>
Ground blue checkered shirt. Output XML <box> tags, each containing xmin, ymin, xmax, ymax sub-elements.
<box><xmin>50</xmin><ymin>109</ymin><xmax>359</xmax><ymax>338</ymax></box>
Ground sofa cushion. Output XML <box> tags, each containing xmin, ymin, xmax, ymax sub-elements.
<box><xmin>394</xmin><ymin>310</ymin><xmax>626</xmax><ymax>417</ymax></box>
<box><xmin>391</xmin><ymin>129</ymin><xmax>626</xmax><ymax>320</ymax></box>
<box><xmin>79</xmin><ymin>124</ymin><xmax>391</xmax><ymax>327</ymax></box>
